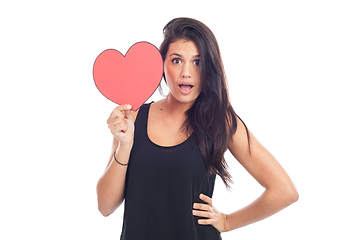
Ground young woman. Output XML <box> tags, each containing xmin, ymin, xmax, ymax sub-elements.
<box><xmin>96</xmin><ymin>18</ymin><xmax>298</xmax><ymax>239</ymax></box>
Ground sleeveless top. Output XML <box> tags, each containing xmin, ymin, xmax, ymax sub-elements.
<box><xmin>120</xmin><ymin>103</ymin><xmax>222</xmax><ymax>240</ymax></box>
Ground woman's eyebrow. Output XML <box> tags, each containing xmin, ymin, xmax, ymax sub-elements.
<box><xmin>170</xmin><ymin>53</ymin><xmax>182</xmax><ymax>57</ymax></box>
<box><xmin>169</xmin><ymin>53</ymin><xmax>201</xmax><ymax>58</ymax></box>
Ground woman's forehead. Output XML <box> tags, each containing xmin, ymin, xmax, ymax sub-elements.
<box><xmin>167</xmin><ymin>39</ymin><xmax>200</xmax><ymax>57</ymax></box>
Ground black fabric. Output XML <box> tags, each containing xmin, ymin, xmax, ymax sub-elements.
<box><xmin>120</xmin><ymin>103</ymin><xmax>221</xmax><ymax>240</ymax></box>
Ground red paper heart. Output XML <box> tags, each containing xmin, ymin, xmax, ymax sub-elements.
<box><xmin>93</xmin><ymin>42</ymin><xmax>163</xmax><ymax>110</ymax></box>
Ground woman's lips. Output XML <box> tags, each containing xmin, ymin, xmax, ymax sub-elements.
<box><xmin>178</xmin><ymin>84</ymin><xmax>194</xmax><ymax>94</ymax></box>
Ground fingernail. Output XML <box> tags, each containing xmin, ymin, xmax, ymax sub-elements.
<box><xmin>193</xmin><ymin>203</ymin><xmax>198</xmax><ymax>208</ymax></box>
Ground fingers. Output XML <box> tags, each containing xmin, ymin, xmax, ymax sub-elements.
<box><xmin>108</xmin><ymin>105</ymin><xmax>132</xmax><ymax>122</ymax></box>
<box><xmin>111</xmin><ymin>121</ymin><xmax>129</xmax><ymax>134</ymax></box>
<box><xmin>123</xmin><ymin>109</ymin><xmax>133</xmax><ymax>122</ymax></box>
<box><xmin>199</xmin><ymin>193</ymin><xmax>212</xmax><ymax>206</ymax></box>
<box><xmin>193</xmin><ymin>194</ymin><xmax>216</xmax><ymax>224</ymax></box>
<box><xmin>197</xmin><ymin>218</ymin><xmax>214</xmax><ymax>225</ymax></box>
<box><xmin>107</xmin><ymin>105</ymin><xmax>132</xmax><ymax>124</ymax></box>
<box><xmin>193</xmin><ymin>208</ymin><xmax>214</xmax><ymax>219</ymax></box>
<box><xmin>119</xmin><ymin>104</ymin><xmax>133</xmax><ymax>121</ymax></box>
<box><xmin>193</xmin><ymin>194</ymin><xmax>212</xmax><ymax>211</ymax></box>
<box><xmin>193</xmin><ymin>202</ymin><xmax>215</xmax><ymax>225</ymax></box>
<box><xmin>193</xmin><ymin>194</ymin><xmax>213</xmax><ymax>216</ymax></box>
<box><xmin>117</xmin><ymin>104</ymin><xmax>132</xmax><ymax>110</ymax></box>
<box><xmin>193</xmin><ymin>202</ymin><xmax>212</xmax><ymax>211</ymax></box>
<box><xmin>107</xmin><ymin>105</ymin><xmax>135</xmax><ymax>143</ymax></box>
<box><xmin>108</xmin><ymin>114</ymin><xmax>127</xmax><ymax>129</ymax></box>
<box><xmin>193</xmin><ymin>194</ymin><xmax>227</xmax><ymax>232</ymax></box>
<box><xmin>115</xmin><ymin>104</ymin><xmax>132</xmax><ymax>114</ymax></box>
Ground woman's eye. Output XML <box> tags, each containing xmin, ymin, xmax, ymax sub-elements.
<box><xmin>194</xmin><ymin>59</ymin><xmax>200</xmax><ymax>66</ymax></box>
<box><xmin>172</xmin><ymin>58</ymin><xmax>181</xmax><ymax>64</ymax></box>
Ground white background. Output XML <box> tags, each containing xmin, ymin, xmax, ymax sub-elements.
<box><xmin>1</xmin><ymin>0</ymin><xmax>359</xmax><ymax>239</ymax></box>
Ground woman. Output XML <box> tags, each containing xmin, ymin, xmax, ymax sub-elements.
<box><xmin>96</xmin><ymin>18</ymin><xmax>298</xmax><ymax>239</ymax></box>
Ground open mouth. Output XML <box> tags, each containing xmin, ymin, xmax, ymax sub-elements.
<box><xmin>179</xmin><ymin>84</ymin><xmax>194</xmax><ymax>91</ymax></box>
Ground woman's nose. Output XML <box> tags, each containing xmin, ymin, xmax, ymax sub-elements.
<box><xmin>181</xmin><ymin>62</ymin><xmax>191</xmax><ymax>78</ymax></box>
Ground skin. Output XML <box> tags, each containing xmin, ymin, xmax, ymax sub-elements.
<box><xmin>96</xmin><ymin>39</ymin><xmax>299</xmax><ymax>232</ymax></box>
<box><xmin>193</xmin><ymin>121</ymin><xmax>299</xmax><ymax>232</ymax></box>
<box><xmin>96</xmin><ymin>104</ymin><xmax>135</xmax><ymax>216</ymax></box>
<box><xmin>148</xmin><ymin>40</ymin><xmax>202</xmax><ymax>146</ymax></box>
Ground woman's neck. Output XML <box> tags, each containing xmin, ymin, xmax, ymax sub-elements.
<box><xmin>162</xmin><ymin>94</ymin><xmax>194</xmax><ymax>116</ymax></box>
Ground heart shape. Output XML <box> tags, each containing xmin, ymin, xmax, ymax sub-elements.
<box><xmin>93</xmin><ymin>42</ymin><xmax>163</xmax><ymax>110</ymax></box>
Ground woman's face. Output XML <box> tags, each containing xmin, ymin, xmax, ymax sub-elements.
<box><xmin>164</xmin><ymin>39</ymin><xmax>202</xmax><ymax>105</ymax></box>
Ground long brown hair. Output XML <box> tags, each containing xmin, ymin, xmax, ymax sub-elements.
<box><xmin>159</xmin><ymin>18</ymin><xmax>250</xmax><ymax>188</ymax></box>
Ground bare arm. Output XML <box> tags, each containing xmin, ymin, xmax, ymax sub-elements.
<box><xmin>96</xmin><ymin>105</ymin><xmax>138</xmax><ymax>217</ymax></box>
<box><xmin>193</xmin><ymin>118</ymin><xmax>299</xmax><ymax>232</ymax></box>
<box><xmin>224</xmin><ymin>118</ymin><xmax>299</xmax><ymax>231</ymax></box>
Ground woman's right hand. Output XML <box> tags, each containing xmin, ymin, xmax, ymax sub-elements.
<box><xmin>107</xmin><ymin>105</ymin><xmax>134</xmax><ymax>147</ymax></box>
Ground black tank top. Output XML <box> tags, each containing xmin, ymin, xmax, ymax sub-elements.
<box><xmin>120</xmin><ymin>103</ymin><xmax>221</xmax><ymax>240</ymax></box>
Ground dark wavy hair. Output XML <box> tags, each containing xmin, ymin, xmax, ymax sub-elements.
<box><xmin>159</xmin><ymin>18</ymin><xmax>250</xmax><ymax>188</ymax></box>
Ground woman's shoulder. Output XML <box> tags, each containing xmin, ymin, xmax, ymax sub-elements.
<box><xmin>147</xmin><ymin>99</ymin><xmax>166</xmax><ymax>114</ymax></box>
<box><xmin>133</xmin><ymin>99</ymin><xmax>164</xmax><ymax>122</ymax></box>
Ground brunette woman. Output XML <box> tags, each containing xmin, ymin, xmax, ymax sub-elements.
<box><xmin>96</xmin><ymin>17</ymin><xmax>298</xmax><ymax>239</ymax></box>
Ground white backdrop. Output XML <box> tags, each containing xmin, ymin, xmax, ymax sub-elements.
<box><xmin>1</xmin><ymin>1</ymin><xmax>359</xmax><ymax>239</ymax></box>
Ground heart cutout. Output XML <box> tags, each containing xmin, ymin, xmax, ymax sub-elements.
<box><xmin>93</xmin><ymin>42</ymin><xmax>163</xmax><ymax>110</ymax></box>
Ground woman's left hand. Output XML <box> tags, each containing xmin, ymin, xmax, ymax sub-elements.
<box><xmin>193</xmin><ymin>194</ymin><xmax>228</xmax><ymax>232</ymax></box>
